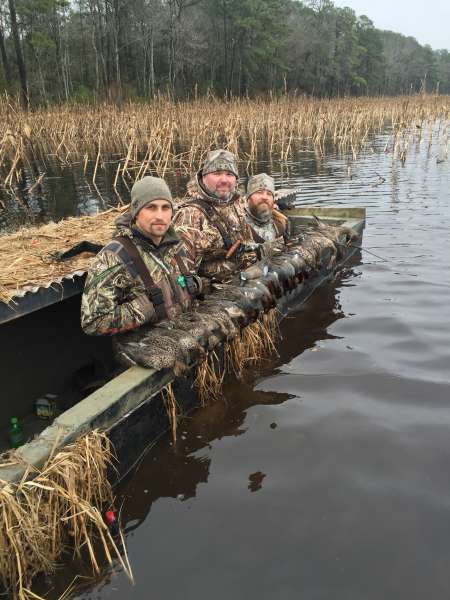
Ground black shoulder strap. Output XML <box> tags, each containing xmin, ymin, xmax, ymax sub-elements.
<box><xmin>173</xmin><ymin>245</ymin><xmax>198</xmax><ymax>297</ymax></box>
<box><xmin>250</xmin><ymin>227</ymin><xmax>266</xmax><ymax>244</ymax></box>
<box><xmin>104</xmin><ymin>236</ymin><xmax>167</xmax><ymax>321</ymax></box>
<box><xmin>179</xmin><ymin>198</ymin><xmax>234</xmax><ymax>250</ymax></box>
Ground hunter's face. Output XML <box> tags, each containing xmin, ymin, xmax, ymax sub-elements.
<box><xmin>135</xmin><ymin>199</ymin><xmax>173</xmax><ymax>242</ymax></box>
<box><xmin>203</xmin><ymin>170</ymin><xmax>237</xmax><ymax>199</ymax></box>
<box><xmin>248</xmin><ymin>189</ymin><xmax>274</xmax><ymax>219</ymax></box>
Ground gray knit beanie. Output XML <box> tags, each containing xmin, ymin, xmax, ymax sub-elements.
<box><xmin>202</xmin><ymin>149</ymin><xmax>239</xmax><ymax>178</ymax></box>
<box><xmin>130</xmin><ymin>176</ymin><xmax>173</xmax><ymax>219</ymax></box>
<box><xmin>247</xmin><ymin>173</ymin><xmax>275</xmax><ymax>198</ymax></box>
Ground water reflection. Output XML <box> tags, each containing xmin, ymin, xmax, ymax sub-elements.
<box><xmin>40</xmin><ymin>268</ymin><xmax>354</xmax><ymax>599</ymax></box>
<box><xmin>11</xmin><ymin>123</ymin><xmax>450</xmax><ymax>600</ymax></box>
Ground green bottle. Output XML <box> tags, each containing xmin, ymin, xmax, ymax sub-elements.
<box><xmin>9</xmin><ymin>417</ymin><xmax>23</xmax><ymax>449</ymax></box>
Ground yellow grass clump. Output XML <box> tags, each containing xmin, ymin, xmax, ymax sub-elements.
<box><xmin>196</xmin><ymin>309</ymin><xmax>281</xmax><ymax>404</ymax></box>
<box><xmin>0</xmin><ymin>206</ymin><xmax>129</xmax><ymax>304</ymax></box>
<box><xmin>225</xmin><ymin>308</ymin><xmax>280</xmax><ymax>378</ymax></box>
<box><xmin>0</xmin><ymin>94</ymin><xmax>448</xmax><ymax>187</ymax></box>
<box><xmin>194</xmin><ymin>350</ymin><xmax>224</xmax><ymax>407</ymax></box>
<box><xmin>0</xmin><ymin>430</ymin><xmax>133</xmax><ymax>600</ymax></box>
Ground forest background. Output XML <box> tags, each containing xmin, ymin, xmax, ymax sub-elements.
<box><xmin>1</xmin><ymin>0</ymin><xmax>449</xmax><ymax>107</ymax></box>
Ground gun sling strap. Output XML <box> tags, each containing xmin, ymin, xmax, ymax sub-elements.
<box><xmin>104</xmin><ymin>236</ymin><xmax>167</xmax><ymax>320</ymax></box>
<box><xmin>179</xmin><ymin>198</ymin><xmax>234</xmax><ymax>251</ymax></box>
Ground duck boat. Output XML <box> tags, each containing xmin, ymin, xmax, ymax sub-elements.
<box><xmin>0</xmin><ymin>203</ymin><xmax>365</xmax><ymax>486</ymax></box>
<box><xmin>0</xmin><ymin>202</ymin><xmax>365</xmax><ymax>598</ymax></box>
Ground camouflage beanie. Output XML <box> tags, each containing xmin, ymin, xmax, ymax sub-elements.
<box><xmin>201</xmin><ymin>149</ymin><xmax>239</xmax><ymax>178</ymax></box>
<box><xmin>130</xmin><ymin>176</ymin><xmax>173</xmax><ymax>219</ymax></box>
<box><xmin>247</xmin><ymin>173</ymin><xmax>275</xmax><ymax>198</ymax></box>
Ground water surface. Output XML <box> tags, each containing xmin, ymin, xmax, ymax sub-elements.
<box><xmin>24</xmin><ymin>124</ymin><xmax>450</xmax><ymax>599</ymax></box>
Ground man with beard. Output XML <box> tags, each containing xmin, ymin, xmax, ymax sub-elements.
<box><xmin>173</xmin><ymin>149</ymin><xmax>256</xmax><ymax>283</ymax></box>
<box><xmin>245</xmin><ymin>173</ymin><xmax>290</xmax><ymax>243</ymax></box>
<box><xmin>81</xmin><ymin>176</ymin><xmax>201</xmax><ymax>336</ymax></box>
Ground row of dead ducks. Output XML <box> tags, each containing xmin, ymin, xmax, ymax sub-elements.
<box><xmin>114</xmin><ymin>221</ymin><xmax>357</xmax><ymax>376</ymax></box>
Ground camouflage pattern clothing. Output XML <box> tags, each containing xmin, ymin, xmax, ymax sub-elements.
<box><xmin>245</xmin><ymin>208</ymin><xmax>289</xmax><ymax>242</ymax></box>
<box><xmin>173</xmin><ymin>173</ymin><xmax>255</xmax><ymax>281</ymax></box>
<box><xmin>245</xmin><ymin>173</ymin><xmax>290</xmax><ymax>243</ymax></box>
<box><xmin>81</xmin><ymin>213</ymin><xmax>196</xmax><ymax>336</ymax></box>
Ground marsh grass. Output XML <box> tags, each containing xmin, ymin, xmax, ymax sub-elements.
<box><xmin>0</xmin><ymin>94</ymin><xmax>448</xmax><ymax>190</ymax></box>
<box><xmin>162</xmin><ymin>383</ymin><xmax>179</xmax><ymax>443</ymax></box>
<box><xmin>0</xmin><ymin>430</ymin><xmax>133</xmax><ymax>600</ymax></box>
<box><xmin>194</xmin><ymin>350</ymin><xmax>224</xmax><ymax>407</ymax></box>
<box><xmin>198</xmin><ymin>309</ymin><xmax>281</xmax><ymax>403</ymax></box>
<box><xmin>0</xmin><ymin>205</ymin><xmax>130</xmax><ymax>304</ymax></box>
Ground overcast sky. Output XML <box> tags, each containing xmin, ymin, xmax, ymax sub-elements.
<box><xmin>332</xmin><ymin>0</ymin><xmax>450</xmax><ymax>51</ymax></box>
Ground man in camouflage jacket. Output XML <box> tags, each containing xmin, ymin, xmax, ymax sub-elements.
<box><xmin>81</xmin><ymin>176</ymin><xmax>200</xmax><ymax>336</ymax></box>
<box><xmin>245</xmin><ymin>173</ymin><xmax>290</xmax><ymax>243</ymax></box>
<box><xmin>173</xmin><ymin>149</ymin><xmax>256</xmax><ymax>282</ymax></box>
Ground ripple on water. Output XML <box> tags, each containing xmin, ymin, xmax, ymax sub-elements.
<box><xmin>43</xmin><ymin>124</ymin><xmax>450</xmax><ymax>600</ymax></box>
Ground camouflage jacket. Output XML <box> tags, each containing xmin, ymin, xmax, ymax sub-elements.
<box><xmin>245</xmin><ymin>208</ymin><xmax>290</xmax><ymax>243</ymax></box>
<box><xmin>81</xmin><ymin>213</ymin><xmax>197</xmax><ymax>336</ymax></box>
<box><xmin>173</xmin><ymin>173</ymin><xmax>255</xmax><ymax>280</ymax></box>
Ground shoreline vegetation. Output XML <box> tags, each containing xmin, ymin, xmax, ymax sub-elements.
<box><xmin>1</xmin><ymin>1</ymin><xmax>450</xmax><ymax>109</ymax></box>
<box><xmin>0</xmin><ymin>94</ymin><xmax>449</xmax><ymax>193</ymax></box>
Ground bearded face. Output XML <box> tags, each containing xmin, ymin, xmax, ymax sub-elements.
<box><xmin>248</xmin><ymin>189</ymin><xmax>275</xmax><ymax>222</ymax></box>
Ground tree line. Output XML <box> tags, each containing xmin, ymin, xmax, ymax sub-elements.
<box><xmin>0</xmin><ymin>0</ymin><xmax>449</xmax><ymax>107</ymax></box>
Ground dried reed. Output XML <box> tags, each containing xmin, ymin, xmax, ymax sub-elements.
<box><xmin>194</xmin><ymin>350</ymin><xmax>224</xmax><ymax>407</ymax></box>
<box><xmin>0</xmin><ymin>206</ymin><xmax>128</xmax><ymax>304</ymax></box>
<box><xmin>0</xmin><ymin>430</ymin><xmax>132</xmax><ymax>600</ymax></box>
<box><xmin>162</xmin><ymin>383</ymin><xmax>179</xmax><ymax>444</ymax></box>
<box><xmin>197</xmin><ymin>309</ymin><xmax>280</xmax><ymax>402</ymax></box>
<box><xmin>0</xmin><ymin>95</ymin><xmax>448</xmax><ymax>188</ymax></box>
<box><xmin>237</xmin><ymin>308</ymin><xmax>280</xmax><ymax>367</ymax></box>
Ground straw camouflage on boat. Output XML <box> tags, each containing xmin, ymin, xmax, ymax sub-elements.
<box><xmin>0</xmin><ymin>430</ymin><xmax>133</xmax><ymax>600</ymax></box>
<box><xmin>0</xmin><ymin>208</ymin><xmax>125</xmax><ymax>305</ymax></box>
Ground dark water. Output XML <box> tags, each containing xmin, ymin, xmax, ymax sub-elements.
<box><xmin>30</xmin><ymin>123</ymin><xmax>450</xmax><ymax>599</ymax></box>
<box><xmin>0</xmin><ymin>160</ymin><xmax>188</xmax><ymax>233</ymax></box>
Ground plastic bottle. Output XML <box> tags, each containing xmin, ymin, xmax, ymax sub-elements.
<box><xmin>9</xmin><ymin>417</ymin><xmax>23</xmax><ymax>448</ymax></box>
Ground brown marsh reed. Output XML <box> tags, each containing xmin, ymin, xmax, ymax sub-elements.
<box><xmin>194</xmin><ymin>350</ymin><xmax>224</xmax><ymax>407</ymax></box>
<box><xmin>0</xmin><ymin>205</ymin><xmax>130</xmax><ymax>304</ymax></box>
<box><xmin>196</xmin><ymin>308</ymin><xmax>281</xmax><ymax>406</ymax></box>
<box><xmin>162</xmin><ymin>383</ymin><xmax>179</xmax><ymax>443</ymax></box>
<box><xmin>0</xmin><ymin>430</ymin><xmax>133</xmax><ymax>600</ymax></box>
<box><xmin>0</xmin><ymin>94</ymin><xmax>448</xmax><ymax>190</ymax></box>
